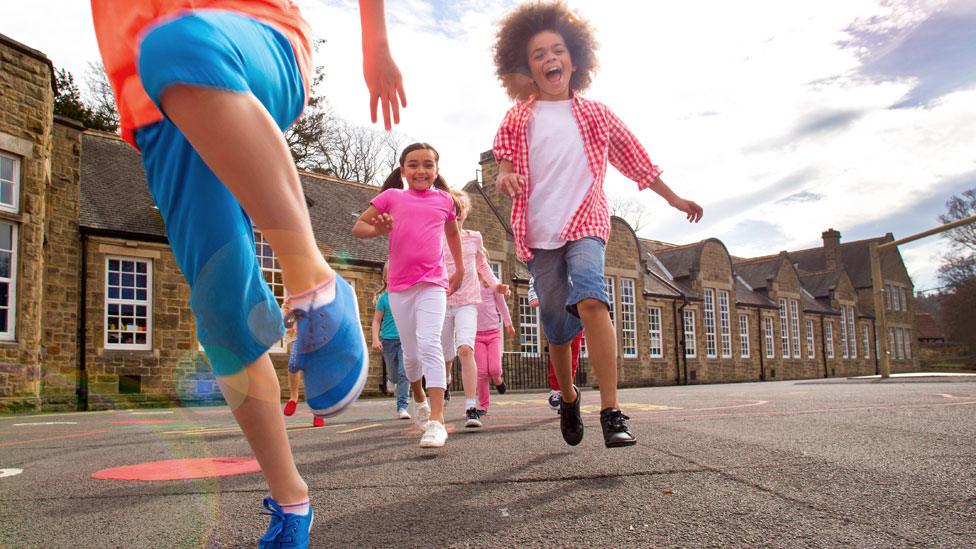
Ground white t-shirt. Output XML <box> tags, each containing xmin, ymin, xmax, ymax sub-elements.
<box><xmin>525</xmin><ymin>99</ymin><xmax>593</xmax><ymax>250</ymax></box>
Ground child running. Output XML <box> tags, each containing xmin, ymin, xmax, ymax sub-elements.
<box><xmin>281</xmin><ymin>301</ymin><xmax>325</xmax><ymax>427</ymax></box>
<box><xmin>371</xmin><ymin>263</ymin><xmax>411</xmax><ymax>419</ymax></box>
<box><xmin>90</xmin><ymin>0</ymin><xmax>404</xmax><ymax>545</ymax></box>
<box><xmin>441</xmin><ymin>191</ymin><xmax>510</xmax><ymax>430</ymax></box>
<box><xmin>491</xmin><ymin>1</ymin><xmax>703</xmax><ymax>448</ymax></box>
<box><xmin>529</xmin><ymin>276</ymin><xmax>583</xmax><ymax>413</ymax></box>
<box><xmin>474</xmin><ymin>274</ymin><xmax>516</xmax><ymax>415</ymax></box>
<box><xmin>352</xmin><ymin>143</ymin><xmax>463</xmax><ymax>448</ymax></box>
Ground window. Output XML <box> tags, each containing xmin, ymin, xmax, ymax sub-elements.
<box><xmin>900</xmin><ymin>287</ymin><xmax>908</xmax><ymax>312</ymax></box>
<box><xmin>764</xmin><ymin>317</ymin><xmax>775</xmax><ymax>358</ymax></box>
<box><xmin>105</xmin><ymin>257</ymin><xmax>152</xmax><ymax>350</ymax></box>
<box><xmin>683</xmin><ymin>309</ymin><xmax>697</xmax><ymax>358</ymax></box>
<box><xmin>884</xmin><ymin>284</ymin><xmax>892</xmax><ymax>311</ymax></box>
<box><xmin>255</xmin><ymin>230</ymin><xmax>286</xmax><ymax>352</ymax></box>
<box><xmin>621</xmin><ymin>279</ymin><xmax>637</xmax><ymax>357</ymax></box>
<box><xmin>518</xmin><ymin>296</ymin><xmax>539</xmax><ymax>356</ymax></box>
<box><xmin>895</xmin><ymin>328</ymin><xmax>904</xmax><ymax>359</ymax></box>
<box><xmin>703</xmin><ymin>289</ymin><xmax>717</xmax><ymax>357</ymax></box>
<box><xmin>604</xmin><ymin>277</ymin><xmax>616</xmax><ymax>325</ymax></box>
<box><xmin>806</xmin><ymin>319</ymin><xmax>815</xmax><ymax>359</ymax></box>
<box><xmin>738</xmin><ymin>314</ymin><xmax>750</xmax><ymax>358</ymax></box>
<box><xmin>847</xmin><ymin>306</ymin><xmax>856</xmax><ymax>359</ymax></box>
<box><xmin>0</xmin><ymin>153</ymin><xmax>20</xmax><ymax>213</ymax></box>
<box><xmin>489</xmin><ymin>260</ymin><xmax>502</xmax><ymax>282</ymax></box>
<box><xmin>825</xmin><ymin>322</ymin><xmax>834</xmax><ymax>359</ymax></box>
<box><xmin>778</xmin><ymin>298</ymin><xmax>790</xmax><ymax>358</ymax></box>
<box><xmin>888</xmin><ymin>327</ymin><xmax>895</xmax><ymax>358</ymax></box>
<box><xmin>0</xmin><ymin>222</ymin><xmax>16</xmax><ymax>339</ymax></box>
<box><xmin>840</xmin><ymin>306</ymin><xmax>849</xmax><ymax>359</ymax></box>
<box><xmin>789</xmin><ymin>299</ymin><xmax>801</xmax><ymax>359</ymax></box>
<box><xmin>862</xmin><ymin>324</ymin><xmax>870</xmax><ymax>359</ymax></box>
<box><xmin>719</xmin><ymin>290</ymin><xmax>732</xmax><ymax>358</ymax></box>
<box><xmin>648</xmin><ymin>307</ymin><xmax>662</xmax><ymax>358</ymax></box>
<box><xmin>905</xmin><ymin>328</ymin><xmax>912</xmax><ymax>359</ymax></box>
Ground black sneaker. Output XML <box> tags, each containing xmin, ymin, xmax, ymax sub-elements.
<box><xmin>559</xmin><ymin>386</ymin><xmax>584</xmax><ymax>446</ymax></box>
<box><xmin>464</xmin><ymin>407</ymin><xmax>483</xmax><ymax>429</ymax></box>
<box><xmin>496</xmin><ymin>382</ymin><xmax>507</xmax><ymax>395</ymax></box>
<box><xmin>547</xmin><ymin>390</ymin><xmax>561</xmax><ymax>409</ymax></box>
<box><xmin>600</xmin><ymin>408</ymin><xmax>637</xmax><ymax>448</ymax></box>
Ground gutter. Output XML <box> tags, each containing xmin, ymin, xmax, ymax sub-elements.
<box><xmin>755</xmin><ymin>307</ymin><xmax>765</xmax><ymax>381</ymax></box>
<box><xmin>77</xmin><ymin>233</ymin><xmax>89</xmax><ymax>411</ymax></box>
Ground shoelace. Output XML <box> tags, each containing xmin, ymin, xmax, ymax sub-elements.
<box><xmin>259</xmin><ymin>498</ymin><xmax>300</xmax><ymax>544</ymax></box>
<box><xmin>603</xmin><ymin>411</ymin><xmax>631</xmax><ymax>432</ymax></box>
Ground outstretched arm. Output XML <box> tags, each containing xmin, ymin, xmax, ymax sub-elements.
<box><xmin>444</xmin><ymin>221</ymin><xmax>464</xmax><ymax>295</ymax></box>
<box><xmin>645</xmin><ymin>176</ymin><xmax>704</xmax><ymax>223</ymax></box>
<box><xmin>360</xmin><ymin>0</ymin><xmax>406</xmax><ymax>130</ymax></box>
<box><xmin>352</xmin><ymin>205</ymin><xmax>394</xmax><ymax>238</ymax></box>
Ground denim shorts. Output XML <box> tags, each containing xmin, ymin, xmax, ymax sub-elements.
<box><xmin>134</xmin><ymin>10</ymin><xmax>304</xmax><ymax>376</ymax></box>
<box><xmin>527</xmin><ymin>237</ymin><xmax>610</xmax><ymax>346</ymax></box>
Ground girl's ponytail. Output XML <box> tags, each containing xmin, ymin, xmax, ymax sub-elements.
<box><xmin>381</xmin><ymin>167</ymin><xmax>405</xmax><ymax>192</ymax></box>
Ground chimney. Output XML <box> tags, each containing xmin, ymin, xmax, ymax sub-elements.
<box><xmin>822</xmin><ymin>228</ymin><xmax>841</xmax><ymax>271</ymax></box>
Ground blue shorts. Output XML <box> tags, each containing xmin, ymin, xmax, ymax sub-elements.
<box><xmin>134</xmin><ymin>10</ymin><xmax>305</xmax><ymax>376</ymax></box>
<box><xmin>527</xmin><ymin>237</ymin><xmax>610</xmax><ymax>346</ymax></box>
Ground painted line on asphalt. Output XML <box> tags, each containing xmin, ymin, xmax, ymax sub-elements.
<box><xmin>0</xmin><ymin>468</ymin><xmax>24</xmax><ymax>478</ymax></box>
<box><xmin>0</xmin><ymin>430</ymin><xmax>110</xmax><ymax>447</ymax></box>
<box><xmin>128</xmin><ymin>411</ymin><xmax>174</xmax><ymax>415</ymax></box>
<box><xmin>337</xmin><ymin>423</ymin><xmax>381</xmax><ymax>434</ymax></box>
<box><xmin>12</xmin><ymin>421</ymin><xmax>78</xmax><ymax>426</ymax></box>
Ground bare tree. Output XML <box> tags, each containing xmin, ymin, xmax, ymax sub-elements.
<box><xmin>85</xmin><ymin>61</ymin><xmax>119</xmax><ymax>132</ymax></box>
<box><xmin>607</xmin><ymin>191</ymin><xmax>653</xmax><ymax>232</ymax></box>
<box><xmin>937</xmin><ymin>188</ymin><xmax>976</xmax><ymax>289</ymax></box>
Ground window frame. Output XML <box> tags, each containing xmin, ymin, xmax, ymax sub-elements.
<box><xmin>840</xmin><ymin>306</ymin><xmax>849</xmax><ymax>359</ymax></box>
<box><xmin>825</xmin><ymin>321</ymin><xmax>835</xmax><ymax>359</ymax></box>
<box><xmin>683</xmin><ymin>308</ymin><xmax>697</xmax><ymax>358</ymax></box>
<box><xmin>620</xmin><ymin>278</ymin><xmax>637</xmax><ymax>358</ymax></box>
<box><xmin>704</xmin><ymin>288</ymin><xmax>717</xmax><ymax>358</ymax></box>
<box><xmin>806</xmin><ymin>319</ymin><xmax>815</xmax><ymax>359</ymax></box>
<box><xmin>847</xmin><ymin>306</ymin><xmax>857</xmax><ymax>359</ymax></box>
<box><xmin>489</xmin><ymin>260</ymin><xmax>502</xmax><ymax>282</ymax></box>
<box><xmin>518</xmin><ymin>295</ymin><xmax>540</xmax><ymax>356</ymax></box>
<box><xmin>778</xmin><ymin>298</ymin><xmax>790</xmax><ymax>358</ymax></box>
<box><xmin>0</xmin><ymin>152</ymin><xmax>21</xmax><ymax>214</ymax></box>
<box><xmin>789</xmin><ymin>298</ymin><xmax>801</xmax><ymax>359</ymax></box>
<box><xmin>604</xmin><ymin>276</ymin><xmax>616</xmax><ymax>326</ymax></box>
<box><xmin>719</xmin><ymin>290</ymin><xmax>732</xmax><ymax>358</ymax></box>
<box><xmin>254</xmin><ymin>230</ymin><xmax>287</xmax><ymax>353</ymax></box>
<box><xmin>862</xmin><ymin>324</ymin><xmax>870</xmax><ymax>360</ymax></box>
<box><xmin>764</xmin><ymin>316</ymin><xmax>775</xmax><ymax>359</ymax></box>
<box><xmin>104</xmin><ymin>255</ymin><xmax>153</xmax><ymax>351</ymax></box>
<box><xmin>648</xmin><ymin>306</ymin><xmax>663</xmax><ymax>358</ymax></box>
<box><xmin>738</xmin><ymin>314</ymin><xmax>750</xmax><ymax>358</ymax></box>
<box><xmin>0</xmin><ymin>221</ymin><xmax>17</xmax><ymax>340</ymax></box>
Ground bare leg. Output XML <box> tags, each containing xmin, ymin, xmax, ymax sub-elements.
<box><xmin>287</xmin><ymin>370</ymin><xmax>300</xmax><ymax>402</ymax></box>
<box><xmin>160</xmin><ymin>86</ymin><xmax>331</xmax><ymax>295</ymax></box>
<box><xmin>410</xmin><ymin>380</ymin><xmax>426</xmax><ymax>403</ymax></box>
<box><xmin>577</xmin><ymin>298</ymin><xmax>619</xmax><ymax>410</ymax></box>
<box><xmin>458</xmin><ymin>345</ymin><xmax>478</xmax><ymax>403</ymax></box>
<box><xmin>549</xmin><ymin>342</ymin><xmax>577</xmax><ymax>403</ymax></box>
<box><xmin>428</xmin><ymin>388</ymin><xmax>446</xmax><ymax>424</ymax></box>
<box><xmin>217</xmin><ymin>354</ymin><xmax>307</xmax><ymax>504</ymax></box>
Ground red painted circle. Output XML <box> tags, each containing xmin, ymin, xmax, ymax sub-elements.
<box><xmin>92</xmin><ymin>457</ymin><xmax>261</xmax><ymax>481</ymax></box>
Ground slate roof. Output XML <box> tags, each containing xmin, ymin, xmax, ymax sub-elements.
<box><xmin>801</xmin><ymin>288</ymin><xmax>837</xmax><ymax>315</ymax></box>
<box><xmin>784</xmin><ymin>237</ymin><xmax>890</xmax><ymax>288</ymax></box>
<box><xmin>652</xmin><ymin>241</ymin><xmax>705</xmax><ymax>280</ymax></box>
<box><xmin>799</xmin><ymin>271</ymin><xmax>842</xmax><ymax>299</ymax></box>
<box><xmin>80</xmin><ymin>131</ymin><xmax>388</xmax><ymax>264</ymax></box>
<box><xmin>732</xmin><ymin>256</ymin><xmax>781</xmax><ymax>290</ymax></box>
<box><xmin>642</xmin><ymin>256</ymin><xmax>682</xmax><ymax>299</ymax></box>
<box><xmin>734</xmin><ymin>277</ymin><xmax>776</xmax><ymax>308</ymax></box>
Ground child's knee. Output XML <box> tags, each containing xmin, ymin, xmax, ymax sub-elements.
<box><xmin>458</xmin><ymin>345</ymin><xmax>474</xmax><ymax>361</ymax></box>
<box><xmin>577</xmin><ymin>297</ymin><xmax>608</xmax><ymax>316</ymax></box>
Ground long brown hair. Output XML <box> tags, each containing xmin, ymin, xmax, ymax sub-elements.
<box><xmin>381</xmin><ymin>142</ymin><xmax>451</xmax><ymax>192</ymax></box>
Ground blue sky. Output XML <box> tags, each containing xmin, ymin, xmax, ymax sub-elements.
<box><xmin>2</xmin><ymin>0</ymin><xmax>973</xmax><ymax>291</ymax></box>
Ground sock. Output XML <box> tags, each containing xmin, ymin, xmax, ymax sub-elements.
<box><xmin>465</xmin><ymin>398</ymin><xmax>477</xmax><ymax>410</ymax></box>
<box><xmin>288</xmin><ymin>276</ymin><xmax>336</xmax><ymax>311</ymax></box>
<box><xmin>279</xmin><ymin>499</ymin><xmax>310</xmax><ymax>516</ymax></box>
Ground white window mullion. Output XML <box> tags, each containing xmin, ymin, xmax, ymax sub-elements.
<box><xmin>806</xmin><ymin>319</ymin><xmax>815</xmax><ymax>359</ymax></box>
<box><xmin>518</xmin><ymin>296</ymin><xmax>539</xmax><ymax>356</ymax></box>
<box><xmin>683</xmin><ymin>308</ymin><xmax>697</xmax><ymax>358</ymax></box>
<box><xmin>764</xmin><ymin>316</ymin><xmax>775</xmax><ymax>359</ymax></box>
<box><xmin>105</xmin><ymin>256</ymin><xmax>152</xmax><ymax>350</ymax></box>
<box><xmin>648</xmin><ymin>306</ymin><xmax>662</xmax><ymax>358</ymax></box>
<box><xmin>789</xmin><ymin>299</ymin><xmax>801</xmax><ymax>358</ymax></box>
<box><xmin>738</xmin><ymin>314</ymin><xmax>750</xmax><ymax>358</ymax></box>
<box><xmin>778</xmin><ymin>298</ymin><xmax>790</xmax><ymax>358</ymax></box>
<box><xmin>0</xmin><ymin>222</ymin><xmax>17</xmax><ymax>340</ymax></box>
<box><xmin>621</xmin><ymin>279</ymin><xmax>637</xmax><ymax>358</ymax></box>
<box><xmin>704</xmin><ymin>289</ymin><xmax>717</xmax><ymax>357</ymax></box>
<box><xmin>826</xmin><ymin>322</ymin><xmax>835</xmax><ymax>359</ymax></box>
<box><xmin>719</xmin><ymin>290</ymin><xmax>731</xmax><ymax>358</ymax></box>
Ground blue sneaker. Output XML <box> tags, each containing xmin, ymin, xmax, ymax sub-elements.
<box><xmin>285</xmin><ymin>274</ymin><xmax>368</xmax><ymax>418</ymax></box>
<box><xmin>259</xmin><ymin>497</ymin><xmax>313</xmax><ymax>548</ymax></box>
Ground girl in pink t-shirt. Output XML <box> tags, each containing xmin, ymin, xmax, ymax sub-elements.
<box><xmin>353</xmin><ymin>143</ymin><xmax>463</xmax><ymax>448</ymax></box>
<box><xmin>474</xmin><ymin>276</ymin><xmax>516</xmax><ymax>414</ymax></box>
<box><xmin>441</xmin><ymin>191</ymin><xmax>510</xmax><ymax>430</ymax></box>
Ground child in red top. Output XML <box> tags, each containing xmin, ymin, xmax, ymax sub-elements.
<box><xmin>491</xmin><ymin>2</ymin><xmax>703</xmax><ymax>448</ymax></box>
<box><xmin>90</xmin><ymin>1</ymin><xmax>406</xmax><ymax>546</ymax></box>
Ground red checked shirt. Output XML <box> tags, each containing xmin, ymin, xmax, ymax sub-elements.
<box><xmin>492</xmin><ymin>94</ymin><xmax>663</xmax><ymax>262</ymax></box>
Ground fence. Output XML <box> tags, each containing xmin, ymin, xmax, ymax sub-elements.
<box><xmin>448</xmin><ymin>352</ymin><xmax>587</xmax><ymax>392</ymax></box>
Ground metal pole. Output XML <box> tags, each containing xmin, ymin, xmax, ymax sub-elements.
<box><xmin>878</xmin><ymin>214</ymin><xmax>976</xmax><ymax>249</ymax></box>
<box><xmin>869</xmin><ymin>242</ymin><xmax>891</xmax><ymax>378</ymax></box>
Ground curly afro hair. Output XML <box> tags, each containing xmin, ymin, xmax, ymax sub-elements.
<box><xmin>493</xmin><ymin>1</ymin><xmax>599</xmax><ymax>101</ymax></box>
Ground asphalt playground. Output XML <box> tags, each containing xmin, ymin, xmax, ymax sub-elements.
<box><xmin>2</xmin><ymin>375</ymin><xmax>975</xmax><ymax>548</ymax></box>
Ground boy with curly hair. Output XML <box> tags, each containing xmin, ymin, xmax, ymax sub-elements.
<box><xmin>492</xmin><ymin>1</ymin><xmax>703</xmax><ymax>448</ymax></box>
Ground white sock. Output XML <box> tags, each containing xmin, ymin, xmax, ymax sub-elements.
<box><xmin>465</xmin><ymin>399</ymin><xmax>477</xmax><ymax>410</ymax></box>
<box><xmin>280</xmin><ymin>499</ymin><xmax>310</xmax><ymax>516</ymax></box>
<box><xmin>288</xmin><ymin>276</ymin><xmax>336</xmax><ymax>311</ymax></box>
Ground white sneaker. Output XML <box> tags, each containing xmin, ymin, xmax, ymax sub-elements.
<box><xmin>415</xmin><ymin>400</ymin><xmax>431</xmax><ymax>427</ymax></box>
<box><xmin>386</xmin><ymin>380</ymin><xmax>395</xmax><ymax>394</ymax></box>
<box><xmin>397</xmin><ymin>408</ymin><xmax>411</xmax><ymax>420</ymax></box>
<box><xmin>420</xmin><ymin>420</ymin><xmax>448</xmax><ymax>448</ymax></box>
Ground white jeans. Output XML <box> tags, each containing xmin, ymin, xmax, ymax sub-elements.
<box><xmin>389</xmin><ymin>284</ymin><xmax>448</xmax><ymax>389</ymax></box>
<box><xmin>441</xmin><ymin>303</ymin><xmax>478</xmax><ymax>361</ymax></box>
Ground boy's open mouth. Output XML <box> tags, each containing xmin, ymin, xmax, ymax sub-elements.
<box><xmin>545</xmin><ymin>66</ymin><xmax>562</xmax><ymax>84</ymax></box>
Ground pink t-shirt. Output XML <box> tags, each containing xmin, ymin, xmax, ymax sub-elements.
<box><xmin>476</xmin><ymin>285</ymin><xmax>513</xmax><ymax>332</ymax></box>
<box><xmin>445</xmin><ymin>230</ymin><xmax>499</xmax><ymax>307</ymax></box>
<box><xmin>371</xmin><ymin>188</ymin><xmax>457</xmax><ymax>292</ymax></box>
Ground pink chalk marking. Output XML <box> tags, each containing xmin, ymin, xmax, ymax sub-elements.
<box><xmin>92</xmin><ymin>457</ymin><xmax>261</xmax><ymax>481</ymax></box>
<box><xmin>110</xmin><ymin>420</ymin><xmax>177</xmax><ymax>425</ymax></box>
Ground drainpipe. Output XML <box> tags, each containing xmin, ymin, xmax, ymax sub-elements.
<box><xmin>871</xmin><ymin>318</ymin><xmax>879</xmax><ymax>375</ymax></box>
<box><xmin>77</xmin><ymin>233</ymin><xmax>89</xmax><ymax>411</ymax></box>
<box><xmin>673</xmin><ymin>299</ymin><xmax>687</xmax><ymax>385</ymax></box>
<box><xmin>820</xmin><ymin>316</ymin><xmax>829</xmax><ymax>378</ymax></box>
<box><xmin>755</xmin><ymin>308</ymin><xmax>765</xmax><ymax>381</ymax></box>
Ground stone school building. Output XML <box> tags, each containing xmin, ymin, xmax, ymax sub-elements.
<box><xmin>0</xmin><ymin>34</ymin><xmax>920</xmax><ymax>412</ymax></box>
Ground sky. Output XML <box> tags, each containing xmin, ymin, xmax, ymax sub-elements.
<box><xmin>3</xmin><ymin>0</ymin><xmax>974</xmax><ymax>293</ymax></box>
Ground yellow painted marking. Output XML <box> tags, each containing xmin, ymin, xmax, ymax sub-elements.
<box><xmin>337</xmin><ymin>423</ymin><xmax>381</xmax><ymax>434</ymax></box>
